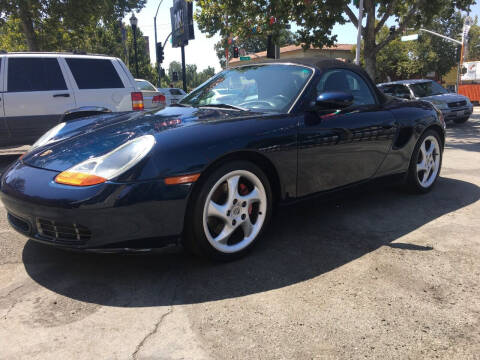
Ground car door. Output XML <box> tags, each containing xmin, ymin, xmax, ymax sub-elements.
<box><xmin>3</xmin><ymin>56</ymin><xmax>76</xmax><ymax>144</ymax></box>
<box><xmin>297</xmin><ymin>68</ymin><xmax>397</xmax><ymax>196</ymax></box>
<box><xmin>64</xmin><ymin>57</ymin><xmax>132</xmax><ymax>112</ymax></box>
<box><xmin>0</xmin><ymin>56</ymin><xmax>11</xmax><ymax>145</ymax></box>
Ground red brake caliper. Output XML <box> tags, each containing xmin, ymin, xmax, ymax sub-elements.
<box><xmin>239</xmin><ymin>183</ymin><xmax>253</xmax><ymax>215</ymax></box>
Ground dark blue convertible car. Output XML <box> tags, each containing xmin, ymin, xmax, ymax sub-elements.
<box><xmin>0</xmin><ymin>58</ymin><xmax>446</xmax><ymax>260</ymax></box>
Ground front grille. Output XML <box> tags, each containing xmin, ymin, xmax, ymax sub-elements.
<box><xmin>37</xmin><ymin>219</ymin><xmax>91</xmax><ymax>244</ymax></box>
<box><xmin>448</xmin><ymin>100</ymin><xmax>467</xmax><ymax>108</ymax></box>
<box><xmin>8</xmin><ymin>213</ymin><xmax>31</xmax><ymax>235</ymax></box>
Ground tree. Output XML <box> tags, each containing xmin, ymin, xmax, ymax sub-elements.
<box><xmin>375</xmin><ymin>12</ymin><xmax>465</xmax><ymax>82</ymax></box>
<box><xmin>214</xmin><ymin>29</ymin><xmax>296</xmax><ymax>69</ymax></box>
<box><xmin>0</xmin><ymin>0</ymin><xmax>146</xmax><ymax>51</ymax></box>
<box><xmin>195</xmin><ymin>0</ymin><xmax>346</xmax><ymax>59</ymax></box>
<box><xmin>166</xmin><ymin>61</ymin><xmax>216</xmax><ymax>90</ymax></box>
<box><xmin>195</xmin><ymin>0</ymin><xmax>474</xmax><ymax>80</ymax></box>
<box><xmin>466</xmin><ymin>20</ymin><xmax>480</xmax><ymax>61</ymax></box>
<box><xmin>344</xmin><ymin>0</ymin><xmax>473</xmax><ymax>79</ymax></box>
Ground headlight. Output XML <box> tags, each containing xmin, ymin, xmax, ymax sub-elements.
<box><xmin>55</xmin><ymin>135</ymin><xmax>155</xmax><ymax>186</ymax></box>
<box><xmin>430</xmin><ymin>100</ymin><xmax>448</xmax><ymax>110</ymax></box>
<box><xmin>31</xmin><ymin>122</ymin><xmax>66</xmax><ymax>150</ymax></box>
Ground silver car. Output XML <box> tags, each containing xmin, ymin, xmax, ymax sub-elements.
<box><xmin>378</xmin><ymin>79</ymin><xmax>473</xmax><ymax>124</ymax></box>
<box><xmin>135</xmin><ymin>79</ymin><xmax>166</xmax><ymax>110</ymax></box>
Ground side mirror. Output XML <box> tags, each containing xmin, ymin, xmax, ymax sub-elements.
<box><xmin>315</xmin><ymin>91</ymin><xmax>354</xmax><ymax>110</ymax></box>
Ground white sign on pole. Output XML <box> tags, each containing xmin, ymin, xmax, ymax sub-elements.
<box><xmin>401</xmin><ymin>34</ymin><xmax>419</xmax><ymax>42</ymax></box>
<box><xmin>461</xmin><ymin>61</ymin><xmax>480</xmax><ymax>81</ymax></box>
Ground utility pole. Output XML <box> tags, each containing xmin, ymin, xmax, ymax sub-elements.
<box><xmin>154</xmin><ymin>0</ymin><xmax>164</xmax><ymax>87</ymax></box>
<box><xmin>355</xmin><ymin>0</ymin><xmax>364</xmax><ymax>65</ymax></box>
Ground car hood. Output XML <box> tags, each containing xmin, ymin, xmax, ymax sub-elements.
<box><xmin>420</xmin><ymin>93</ymin><xmax>469</xmax><ymax>103</ymax></box>
<box><xmin>22</xmin><ymin>106</ymin><xmax>268</xmax><ymax>172</ymax></box>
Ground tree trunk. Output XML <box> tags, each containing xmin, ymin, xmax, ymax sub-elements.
<box><xmin>18</xmin><ymin>2</ymin><xmax>38</xmax><ymax>51</ymax></box>
<box><xmin>363</xmin><ymin>0</ymin><xmax>377</xmax><ymax>81</ymax></box>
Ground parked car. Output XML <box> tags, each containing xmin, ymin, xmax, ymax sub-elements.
<box><xmin>377</xmin><ymin>79</ymin><xmax>473</xmax><ymax>124</ymax></box>
<box><xmin>0</xmin><ymin>52</ymin><xmax>145</xmax><ymax>147</ymax></box>
<box><xmin>157</xmin><ymin>87</ymin><xmax>186</xmax><ymax>105</ymax></box>
<box><xmin>1</xmin><ymin>58</ymin><xmax>445</xmax><ymax>261</ymax></box>
<box><xmin>135</xmin><ymin>79</ymin><xmax>166</xmax><ymax>110</ymax></box>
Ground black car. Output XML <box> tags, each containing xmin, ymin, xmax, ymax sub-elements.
<box><xmin>0</xmin><ymin>58</ymin><xmax>446</xmax><ymax>261</ymax></box>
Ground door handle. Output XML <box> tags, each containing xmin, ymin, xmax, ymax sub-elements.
<box><xmin>53</xmin><ymin>93</ymin><xmax>70</xmax><ymax>98</ymax></box>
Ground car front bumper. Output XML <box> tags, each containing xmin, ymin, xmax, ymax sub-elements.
<box><xmin>441</xmin><ymin>106</ymin><xmax>473</xmax><ymax>121</ymax></box>
<box><xmin>0</xmin><ymin>161</ymin><xmax>192</xmax><ymax>250</ymax></box>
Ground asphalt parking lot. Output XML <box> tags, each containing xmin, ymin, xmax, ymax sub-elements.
<box><xmin>1</xmin><ymin>116</ymin><xmax>479</xmax><ymax>360</ymax></box>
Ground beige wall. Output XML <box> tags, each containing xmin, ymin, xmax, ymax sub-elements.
<box><xmin>230</xmin><ymin>48</ymin><xmax>354</xmax><ymax>66</ymax></box>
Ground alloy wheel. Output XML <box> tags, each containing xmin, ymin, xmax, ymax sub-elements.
<box><xmin>202</xmin><ymin>170</ymin><xmax>267</xmax><ymax>253</ymax></box>
<box><xmin>416</xmin><ymin>135</ymin><xmax>441</xmax><ymax>188</ymax></box>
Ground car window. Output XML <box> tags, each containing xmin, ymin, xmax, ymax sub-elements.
<box><xmin>317</xmin><ymin>69</ymin><xmax>376</xmax><ymax>106</ymax></box>
<box><xmin>379</xmin><ymin>84</ymin><xmax>411</xmax><ymax>99</ymax></box>
<box><xmin>8</xmin><ymin>57</ymin><xmax>67</xmax><ymax>92</ymax></box>
<box><xmin>169</xmin><ymin>88</ymin><xmax>184</xmax><ymax>95</ymax></box>
<box><xmin>66</xmin><ymin>58</ymin><xmax>124</xmax><ymax>89</ymax></box>
<box><xmin>181</xmin><ymin>64</ymin><xmax>313</xmax><ymax>113</ymax></box>
<box><xmin>136</xmin><ymin>80</ymin><xmax>156</xmax><ymax>91</ymax></box>
<box><xmin>409</xmin><ymin>81</ymin><xmax>448</xmax><ymax>98</ymax></box>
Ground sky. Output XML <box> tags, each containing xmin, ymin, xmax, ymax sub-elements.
<box><xmin>125</xmin><ymin>1</ymin><xmax>480</xmax><ymax>73</ymax></box>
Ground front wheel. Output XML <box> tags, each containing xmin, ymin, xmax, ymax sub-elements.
<box><xmin>184</xmin><ymin>161</ymin><xmax>272</xmax><ymax>261</ymax></box>
<box><xmin>405</xmin><ymin>130</ymin><xmax>443</xmax><ymax>193</ymax></box>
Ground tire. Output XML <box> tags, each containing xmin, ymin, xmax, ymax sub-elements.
<box><xmin>184</xmin><ymin>161</ymin><xmax>273</xmax><ymax>261</ymax></box>
<box><xmin>405</xmin><ymin>129</ymin><xmax>443</xmax><ymax>194</ymax></box>
<box><xmin>454</xmin><ymin>116</ymin><xmax>469</xmax><ymax>124</ymax></box>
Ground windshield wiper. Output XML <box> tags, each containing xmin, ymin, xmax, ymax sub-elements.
<box><xmin>198</xmin><ymin>103</ymin><xmax>249</xmax><ymax>111</ymax></box>
<box><xmin>170</xmin><ymin>103</ymin><xmax>192</xmax><ymax>107</ymax></box>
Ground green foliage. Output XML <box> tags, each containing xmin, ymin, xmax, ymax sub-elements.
<box><xmin>347</xmin><ymin>0</ymin><xmax>474</xmax><ymax>78</ymax></box>
<box><xmin>0</xmin><ymin>0</ymin><xmax>146</xmax><ymax>51</ymax></box>
<box><xmin>467</xmin><ymin>19</ymin><xmax>480</xmax><ymax>61</ymax></box>
<box><xmin>195</xmin><ymin>0</ymin><xmax>346</xmax><ymax>51</ymax></box>
<box><xmin>375</xmin><ymin>12</ymin><xmax>465</xmax><ymax>82</ymax></box>
<box><xmin>165</xmin><ymin>61</ymin><xmax>216</xmax><ymax>91</ymax></box>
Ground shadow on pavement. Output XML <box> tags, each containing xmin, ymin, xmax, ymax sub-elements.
<box><xmin>445</xmin><ymin>118</ymin><xmax>480</xmax><ymax>153</ymax></box>
<box><xmin>22</xmin><ymin>177</ymin><xmax>480</xmax><ymax>307</ymax></box>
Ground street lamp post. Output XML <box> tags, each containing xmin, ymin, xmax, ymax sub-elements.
<box><xmin>130</xmin><ymin>13</ymin><xmax>139</xmax><ymax>78</ymax></box>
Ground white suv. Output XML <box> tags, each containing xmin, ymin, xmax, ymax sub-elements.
<box><xmin>0</xmin><ymin>52</ymin><xmax>144</xmax><ymax>146</ymax></box>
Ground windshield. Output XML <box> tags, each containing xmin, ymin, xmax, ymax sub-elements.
<box><xmin>409</xmin><ymin>81</ymin><xmax>448</xmax><ymax>98</ymax></box>
<box><xmin>136</xmin><ymin>80</ymin><xmax>157</xmax><ymax>92</ymax></box>
<box><xmin>180</xmin><ymin>64</ymin><xmax>313</xmax><ymax>113</ymax></box>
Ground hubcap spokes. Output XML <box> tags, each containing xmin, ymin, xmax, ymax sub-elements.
<box><xmin>416</xmin><ymin>136</ymin><xmax>440</xmax><ymax>188</ymax></box>
<box><xmin>203</xmin><ymin>171</ymin><xmax>267</xmax><ymax>253</ymax></box>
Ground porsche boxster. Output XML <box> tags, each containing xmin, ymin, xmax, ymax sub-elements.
<box><xmin>0</xmin><ymin>58</ymin><xmax>446</xmax><ymax>260</ymax></box>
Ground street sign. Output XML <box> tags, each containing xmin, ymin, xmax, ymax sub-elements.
<box><xmin>240</xmin><ymin>56</ymin><xmax>251</xmax><ymax>61</ymax></box>
<box><xmin>401</xmin><ymin>34</ymin><xmax>419</xmax><ymax>42</ymax></box>
<box><xmin>170</xmin><ymin>0</ymin><xmax>194</xmax><ymax>48</ymax></box>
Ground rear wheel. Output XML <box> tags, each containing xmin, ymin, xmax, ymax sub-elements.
<box><xmin>184</xmin><ymin>161</ymin><xmax>272</xmax><ymax>261</ymax></box>
<box><xmin>405</xmin><ymin>130</ymin><xmax>443</xmax><ymax>193</ymax></box>
<box><xmin>454</xmin><ymin>116</ymin><xmax>469</xmax><ymax>124</ymax></box>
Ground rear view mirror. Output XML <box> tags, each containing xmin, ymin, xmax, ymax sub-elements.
<box><xmin>316</xmin><ymin>92</ymin><xmax>354</xmax><ymax>110</ymax></box>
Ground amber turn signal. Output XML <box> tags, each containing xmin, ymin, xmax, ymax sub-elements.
<box><xmin>164</xmin><ymin>173</ymin><xmax>200</xmax><ymax>185</ymax></box>
<box><xmin>55</xmin><ymin>171</ymin><xmax>107</xmax><ymax>186</ymax></box>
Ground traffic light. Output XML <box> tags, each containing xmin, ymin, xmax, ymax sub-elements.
<box><xmin>233</xmin><ymin>46</ymin><xmax>239</xmax><ymax>58</ymax></box>
<box><xmin>160</xmin><ymin>68</ymin><xmax>165</xmax><ymax>78</ymax></box>
<box><xmin>389</xmin><ymin>26</ymin><xmax>396</xmax><ymax>36</ymax></box>
<box><xmin>156</xmin><ymin>42</ymin><xmax>164</xmax><ymax>64</ymax></box>
<box><xmin>172</xmin><ymin>71</ymin><xmax>179</xmax><ymax>82</ymax></box>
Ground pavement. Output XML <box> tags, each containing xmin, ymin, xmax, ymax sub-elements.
<box><xmin>0</xmin><ymin>116</ymin><xmax>479</xmax><ymax>360</ymax></box>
